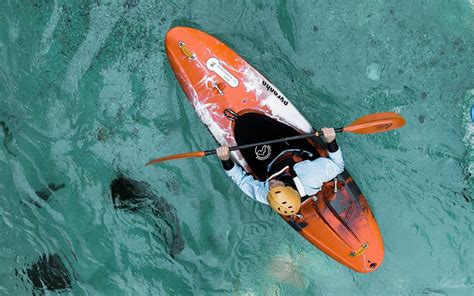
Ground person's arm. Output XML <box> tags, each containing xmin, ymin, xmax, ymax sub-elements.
<box><xmin>321</xmin><ymin>127</ymin><xmax>345</xmax><ymax>176</ymax></box>
<box><xmin>217</xmin><ymin>147</ymin><xmax>269</xmax><ymax>204</ymax></box>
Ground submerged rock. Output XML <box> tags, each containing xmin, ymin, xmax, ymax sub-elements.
<box><xmin>35</xmin><ymin>183</ymin><xmax>65</xmax><ymax>202</ymax></box>
<box><xmin>124</xmin><ymin>0</ymin><xmax>140</xmax><ymax>9</ymax></box>
<box><xmin>152</xmin><ymin>197</ymin><xmax>185</xmax><ymax>257</ymax></box>
<box><xmin>302</xmin><ymin>68</ymin><xmax>314</xmax><ymax>77</ymax></box>
<box><xmin>110</xmin><ymin>176</ymin><xmax>152</xmax><ymax>211</ymax></box>
<box><xmin>22</xmin><ymin>253</ymin><xmax>72</xmax><ymax>292</ymax></box>
<box><xmin>0</xmin><ymin>120</ymin><xmax>16</xmax><ymax>156</ymax></box>
<box><xmin>165</xmin><ymin>178</ymin><xmax>181</xmax><ymax>194</ymax></box>
<box><xmin>96</xmin><ymin>126</ymin><xmax>111</xmax><ymax>142</ymax></box>
<box><xmin>23</xmin><ymin>183</ymin><xmax>65</xmax><ymax>208</ymax></box>
<box><xmin>417</xmin><ymin>114</ymin><xmax>426</xmax><ymax>124</ymax></box>
<box><xmin>110</xmin><ymin>175</ymin><xmax>185</xmax><ymax>256</ymax></box>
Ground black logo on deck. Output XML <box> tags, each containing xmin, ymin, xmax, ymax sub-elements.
<box><xmin>255</xmin><ymin>145</ymin><xmax>272</xmax><ymax>161</ymax></box>
<box><xmin>262</xmin><ymin>80</ymin><xmax>288</xmax><ymax>106</ymax></box>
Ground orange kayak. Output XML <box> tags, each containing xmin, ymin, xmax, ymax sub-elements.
<box><xmin>165</xmin><ymin>27</ymin><xmax>384</xmax><ymax>273</ymax></box>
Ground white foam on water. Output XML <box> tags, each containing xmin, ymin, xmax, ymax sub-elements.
<box><xmin>266</xmin><ymin>255</ymin><xmax>305</xmax><ymax>287</ymax></box>
<box><xmin>6</xmin><ymin>16</ymin><xmax>19</xmax><ymax>44</ymax></box>
<box><xmin>367</xmin><ymin>62</ymin><xmax>383</xmax><ymax>81</ymax></box>
<box><xmin>35</xmin><ymin>0</ymin><xmax>62</xmax><ymax>61</ymax></box>
<box><xmin>462</xmin><ymin>89</ymin><xmax>473</xmax><ymax>193</ymax></box>
<box><xmin>463</xmin><ymin>89</ymin><xmax>474</xmax><ymax>144</ymax></box>
<box><xmin>63</xmin><ymin>3</ymin><xmax>123</xmax><ymax>96</ymax></box>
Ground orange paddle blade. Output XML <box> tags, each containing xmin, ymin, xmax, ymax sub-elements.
<box><xmin>146</xmin><ymin>151</ymin><xmax>206</xmax><ymax>166</ymax></box>
<box><xmin>343</xmin><ymin>112</ymin><xmax>406</xmax><ymax>134</ymax></box>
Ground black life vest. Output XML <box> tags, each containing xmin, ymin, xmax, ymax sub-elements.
<box><xmin>266</xmin><ymin>149</ymin><xmax>314</xmax><ymax>200</ymax></box>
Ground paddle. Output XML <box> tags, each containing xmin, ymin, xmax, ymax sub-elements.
<box><xmin>145</xmin><ymin>112</ymin><xmax>405</xmax><ymax>166</ymax></box>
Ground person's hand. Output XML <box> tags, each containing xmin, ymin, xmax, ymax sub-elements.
<box><xmin>216</xmin><ymin>146</ymin><xmax>230</xmax><ymax>161</ymax></box>
<box><xmin>321</xmin><ymin>127</ymin><xmax>336</xmax><ymax>143</ymax></box>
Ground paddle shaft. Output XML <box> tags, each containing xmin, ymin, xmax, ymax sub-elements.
<box><xmin>146</xmin><ymin>112</ymin><xmax>405</xmax><ymax>166</ymax></box>
<box><xmin>202</xmin><ymin>127</ymin><xmax>343</xmax><ymax>156</ymax></box>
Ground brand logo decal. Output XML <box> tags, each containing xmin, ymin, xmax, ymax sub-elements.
<box><xmin>262</xmin><ymin>80</ymin><xmax>288</xmax><ymax>105</ymax></box>
<box><xmin>375</xmin><ymin>123</ymin><xmax>392</xmax><ymax>130</ymax></box>
<box><xmin>255</xmin><ymin>145</ymin><xmax>272</xmax><ymax>161</ymax></box>
<box><xmin>206</xmin><ymin>58</ymin><xmax>239</xmax><ymax>88</ymax></box>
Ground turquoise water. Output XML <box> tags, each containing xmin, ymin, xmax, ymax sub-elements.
<box><xmin>1</xmin><ymin>0</ymin><xmax>473</xmax><ymax>294</ymax></box>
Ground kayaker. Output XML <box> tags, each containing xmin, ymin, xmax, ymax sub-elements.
<box><xmin>216</xmin><ymin>128</ymin><xmax>344</xmax><ymax>216</ymax></box>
